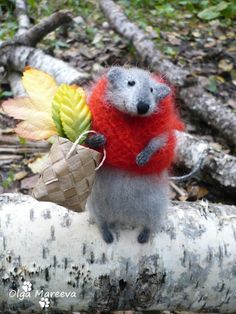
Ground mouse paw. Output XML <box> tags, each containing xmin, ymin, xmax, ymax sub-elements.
<box><xmin>85</xmin><ymin>133</ymin><xmax>106</xmax><ymax>149</ymax></box>
<box><xmin>138</xmin><ymin>228</ymin><xmax>150</xmax><ymax>244</ymax></box>
<box><xmin>136</xmin><ymin>151</ymin><xmax>149</xmax><ymax>166</ymax></box>
<box><xmin>101</xmin><ymin>223</ymin><xmax>114</xmax><ymax>244</ymax></box>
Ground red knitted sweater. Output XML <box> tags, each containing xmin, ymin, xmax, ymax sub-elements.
<box><xmin>89</xmin><ymin>76</ymin><xmax>184</xmax><ymax>175</ymax></box>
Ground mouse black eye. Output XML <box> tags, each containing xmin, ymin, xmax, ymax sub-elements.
<box><xmin>150</xmin><ymin>87</ymin><xmax>153</xmax><ymax>93</ymax></box>
<box><xmin>128</xmin><ymin>80</ymin><xmax>135</xmax><ymax>86</ymax></box>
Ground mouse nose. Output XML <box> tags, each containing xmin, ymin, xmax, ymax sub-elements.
<box><xmin>137</xmin><ymin>101</ymin><xmax>150</xmax><ymax>115</ymax></box>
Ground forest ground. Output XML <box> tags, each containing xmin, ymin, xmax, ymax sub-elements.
<box><xmin>0</xmin><ymin>0</ymin><xmax>235</xmax><ymax>205</ymax></box>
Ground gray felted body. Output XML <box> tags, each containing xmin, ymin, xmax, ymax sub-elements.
<box><xmin>88</xmin><ymin>166</ymin><xmax>169</xmax><ymax>233</ymax></box>
<box><xmin>87</xmin><ymin>67</ymin><xmax>172</xmax><ymax>243</ymax></box>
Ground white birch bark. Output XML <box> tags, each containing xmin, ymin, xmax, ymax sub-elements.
<box><xmin>180</xmin><ymin>85</ymin><xmax>236</xmax><ymax>147</ymax></box>
<box><xmin>1</xmin><ymin>45</ymin><xmax>89</xmax><ymax>85</ymax></box>
<box><xmin>0</xmin><ymin>194</ymin><xmax>236</xmax><ymax>313</ymax></box>
<box><xmin>14</xmin><ymin>0</ymin><xmax>30</xmax><ymax>36</ymax></box>
<box><xmin>7</xmin><ymin>71</ymin><xmax>25</xmax><ymax>96</ymax></box>
<box><xmin>175</xmin><ymin>131</ymin><xmax>236</xmax><ymax>189</ymax></box>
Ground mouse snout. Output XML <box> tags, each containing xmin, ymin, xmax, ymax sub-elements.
<box><xmin>137</xmin><ymin>101</ymin><xmax>150</xmax><ymax>115</ymax></box>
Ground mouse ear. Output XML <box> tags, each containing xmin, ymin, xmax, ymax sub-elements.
<box><xmin>154</xmin><ymin>83</ymin><xmax>171</xmax><ymax>100</ymax></box>
<box><xmin>107</xmin><ymin>67</ymin><xmax>123</xmax><ymax>86</ymax></box>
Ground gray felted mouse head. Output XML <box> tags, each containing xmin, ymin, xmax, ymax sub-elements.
<box><xmin>106</xmin><ymin>67</ymin><xmax>170</xmax><ymax>116</ymax></box>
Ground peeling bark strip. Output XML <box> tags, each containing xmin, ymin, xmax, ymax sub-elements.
<box><xmin>0</xmin><ymin>45</ymin><xmax>89</xmax><ymax>85</ymax></box>
<box><xmin>0</xmin><ymin>194</ymin><xmax>236</xmax><ymax>313</ymax></box>
<box><xmin>99</xmin><ymin>0</ymin><xmax>236</xmax><ymax>147</ymax></box>
<box><xmin>175</xmin><ymin>131</ymin><xmax>236</xmax><ymax>189</ymax></box>
<box><xmin>180</xmin><ymin>85</ymin><xmax>236</xmax><ymax>147</ymax></box>
<box><xmin>99</xmin><ymin>0</ymin><xmax>189</xmax><ymax>86</ymax></box>
<box><xmin>13</xmin><ymin>10</ymin><xmax>73</xmax><ymax>47</ymax></box>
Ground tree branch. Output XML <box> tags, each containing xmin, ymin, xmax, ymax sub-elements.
<box><xmin>180</xmin><ymin>84</ymin><xmax>236</xmax><ymax>147</ymax></box>
<box><xmin>7</xmin><ymin>71</ymin><xmax>25</xmax><ymax>96</ymax></box>
<box><xmin>14</xmin><ymin>0</ymin><xmax>30</xmax><ymax>36</ymax></box>
<box><xmin>3</xmin><ymin>52</ymin><xmax>234</xmax><ymax>190</ymax></box>
<box><xmin>2</xmin><ymin>3</ymin><xmax>234</xmax><ymax>190</ymax></box>
<box><xmin>1</xmin><ymin>45</ymin><xmax>89</xmax><ymax>85</ymax></box>
<box><xmin>0</xmin><ymin>134</ymin><xmax>49</xmax><ymax>148</ymax></box>
<box><xmin>0</xmin><ymin>8</ymin><xmax>89</xmax><ymax>88</ymax></box>
<box><xmin>7</xmin><ymin>0</ymin><xmax>30</xmax><ymax>95</ymax></box>
<box><xmin>0</xmin><ymin>194</ymin><xmax>236</xmax><ymax>312</ymax></box>
<box><xmin>5</xmin><ymin>2</ymin><xmax>27</xmax><ymax>98</ymax></box>
<box><xmin>99</xmin><ymin>0</ymin><xmax>189</xmax><ymax>87</ymax></box>
<box><xmin>175</xmin><ymin>131</ymin><xmax>236</xmax><ymax>190</ymax></box>
<box><xmin>14</xmin><ymin>10</ymin><xmax>73</xmax><ymax>47</ymax></box>
<box><xmin>99</xmin><ymin>0</ymin><xmax>236</xmax><ymax>146</ymax></box>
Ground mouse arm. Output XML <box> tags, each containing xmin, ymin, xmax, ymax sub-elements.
<box><xmin>136</xmin><ymin>133</ymin><xmax>167</xmax><ymax>166</ymax></box>
<box><xmin>85</xmin><ymin>133</ymin><xmax>106</xmax><ymax>149</ymax></box>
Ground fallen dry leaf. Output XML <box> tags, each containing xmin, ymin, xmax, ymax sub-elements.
<box><xmin>28</xmin><ymin>154</ymin><xmax>49</xmax><ymax>174</ymax></box>
<box><xmin>218</xmin><ymin>59</ymin><xmax>233</xmax><ymax>72</ymax></box>
<box><xmin>21</xmin><ymin>175</ymin><xmax>40</xmax><ymax>190</ymax></box>
<box><xmin>14</xmin><ymin>171</ymin><xmax>28</xmax><ymax>181</ymax></box>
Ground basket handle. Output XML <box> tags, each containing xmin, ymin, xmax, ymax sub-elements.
<box><xmin>66</xmin><ymin>130</ymin><xmax>106</xmax><ymax>171</ymax></box>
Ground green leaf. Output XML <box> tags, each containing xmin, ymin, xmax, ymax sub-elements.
<box><xmin>2</xmin><ymin>170</ymin><xmax>14</xmax><ymax>189</ymax></box>
<box><xmin>0</xmin><ymin>90</ymin><xmax>13</xmax><ymax>99</ymax></box>
<box><xmin>198</xmin><ymin>1</ymin><xmax>230</xmax><ymax>20</ymax></box>
<box><xmin>52</xmin><ymin>89</ymin><xmax>66</xmax><ymax>137</ymax></box>
<box><xmin>215</xmin><ymin>1</ymin><xmax>229</xmax><ymax>12</ymax></box>
<box><xmin>207</xmin><ymin>76</ymin><xmax>218</xmax><ymax>94</ymax></box>
<box><xmin>222</xmin><ymin>3</ymin><xmax>236</xmax><ymax>18</ymax></box>
<box><xmin>198</xmin><ymin>8</ymin><xmax>220</xmax><ymax>20</ymax></box>
<box><xmin>54</xmin><ymin>84</ymin><xmax>91</xmax><ymax>143</ymax></box>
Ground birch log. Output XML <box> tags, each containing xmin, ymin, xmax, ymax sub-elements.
<box><xmin>99</xmin><ymin>0</ymin><xmax>236</xmax><ymax>147</ymax></box>
<box><xmin>0</xmin><ymin>194</ymin><xmax>236</xmax><ymax>313</ymax></box>
<box><xmin>3</xmin><ymin>57</ymin><xmax>236</xmax><ymax>190</ymax></box>
<box><xmin>180</xmin><ymin>85</ymin><xmax>236</xmax><ymax>148</ymax></box>
<box><xmin>4</xmin><ymin>7</ymin><xmax>84</xmax><ymax>95</ymax></box>
<box><xmin>0</xmin><ymin>8</ymin><xmax>89</xmax><ymax>85</ymax></box>
<box><xmin>175</xmin><ymin>131</ymin><xmax>236</xmax><ymax>190</ymax></box>
<box><xmin>1</xmin><ymin>45</ymin><xmax>89</xmax><ymax>85</ymax></box>
<box><xmin>7</xmin><ymin>71</ymin><xmax>25</xmax><ymax>96</ymax></box>
<box><xmin>14</xmin><ymin>0</ymin><xmax>30</xmax><ymax>36</ymax></box>
<box><xmin>13</xmin><ymin>10</ymin><xmax>73</xmax><ymax>47</ymax></box>
<box><xmin>7</xmin><ymin>0</ymin><xmax>31</xmax><ymax>96</ymax></box>
<box><xmin>99</xmin><ymin>0</ymin><xmax>189</xmax><ymax>86</ymax></box>
<box><xmin>1</xmin><ymin>5</ymin><xmax>235</xmax><ymax>190</ymax></box>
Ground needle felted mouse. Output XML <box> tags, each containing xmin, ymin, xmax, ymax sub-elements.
<box><xmin>85</xmin><ymin>67</ymin><xmax>184</xmax><ymax>244</ymax></box>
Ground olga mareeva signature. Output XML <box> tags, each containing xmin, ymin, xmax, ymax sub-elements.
<box><xmin>9</xmin><ymin>281</ymin><xmax>77</xmax><ymax>309</ymax></box>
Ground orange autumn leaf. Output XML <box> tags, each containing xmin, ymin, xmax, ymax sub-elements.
<box><xmin>2</xmin><ymin>68</ymin><xmax>59</xmax><ymax>140</ymax></box>
<box><xmin>15</xmin><ymin>120</ymin><xmax>57</xmax><ymax>141</ymax></box>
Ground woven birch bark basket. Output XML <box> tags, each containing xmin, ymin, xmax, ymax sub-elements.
<box><xmin>32</xmin><ymin>136</ymin><xmax>101</xmax><ymax>212</ymax></box>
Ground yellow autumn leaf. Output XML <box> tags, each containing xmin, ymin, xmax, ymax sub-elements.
<box><xmin>2</xmin><ymin>98</ymin><xmax>58</xmax><ymax>140</ymax></box>
<box><xmin>22</xmin><ymin>67</ymin><xmax>58</xmax><ymax>112</ymax></box>
<box><xmin>2</xmin><ymin>68</ymin><xmax>58</xmax><ymax>140</ymax></box>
